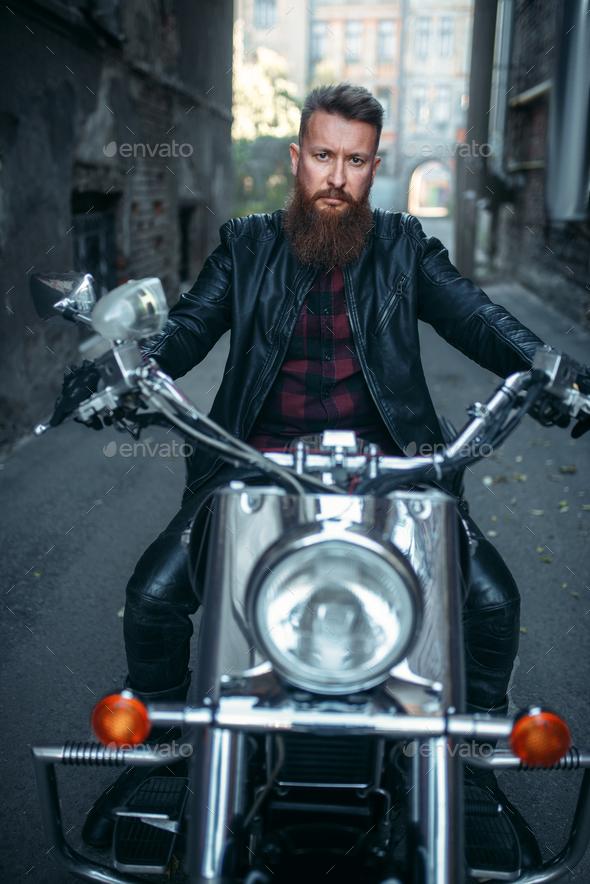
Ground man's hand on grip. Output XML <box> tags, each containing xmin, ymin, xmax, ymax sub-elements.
<box><xmin>50</xmin><ymin>360</ymin><xmax>101</xmax><ymax>429</ymax></box>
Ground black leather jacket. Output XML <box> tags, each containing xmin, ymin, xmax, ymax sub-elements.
<box><xmin>146</xmin><ymin>209</ymin><xmax>544</xmax><ymax>495</ymax></box>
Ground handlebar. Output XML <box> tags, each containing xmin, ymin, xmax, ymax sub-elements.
<box><xmin>36</xmin><ymin>343</ymin><xmax>590</xmax><ymax>495</ymax></box>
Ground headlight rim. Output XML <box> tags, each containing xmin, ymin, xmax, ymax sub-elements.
<box><xmin>245</xmin><ymin>522</ymin><xmax>422</xmax><ymax>695</ymax></box>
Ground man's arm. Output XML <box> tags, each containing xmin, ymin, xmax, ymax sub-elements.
<box><xmin>143</xmin><ymin>233</ymin><xmax>233</xmax><ymax>379</ymax></box>
<box><xmin>413</xmin><ymin>217</ymin><xmax>544</xmax><ymax>377</ymax></box>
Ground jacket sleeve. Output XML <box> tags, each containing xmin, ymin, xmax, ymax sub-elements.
<box><xmin>142</xmin><ymin>227</ymin><xmax>233</xmax><ymax>379</ymax></box>
<box><xmin>413</xmin><ymin>217</ymin><xmax>545</xmax><ymax>377</ymax></box>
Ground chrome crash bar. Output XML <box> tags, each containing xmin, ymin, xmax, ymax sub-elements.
<box><xmin>31</xmin><ymin>705</ymin><xmax>590</xmax><ymax>884</ymax></box>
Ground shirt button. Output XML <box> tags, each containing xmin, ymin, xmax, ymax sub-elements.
<box><xmin>324</xmin><ymin>354</ymin><xmax>331</xmax><ymax>361</ymax></box>
<box><xmin>324</xmin><ymin>308</ymin><xmax>330</xmax><ymax>315</ymax></box>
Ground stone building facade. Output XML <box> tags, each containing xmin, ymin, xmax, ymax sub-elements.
<box><xmin>0</xmin><ymin>0</ymin><xmax>234</xmax><ymax>448</ymax></box>
<box><xmin>492</xmin><ymin>0</ymin><xmax>590</xmax><ymax>325</ymax></box>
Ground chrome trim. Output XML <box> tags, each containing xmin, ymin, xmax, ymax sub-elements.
<box><xmin>179</xmin><ymin>701</ymin><xmax>516</xmax><ymax>740</ymax></box>
<box><xmin>193</xmin><ymin>487</ymin><xmax>464</xmax><ymax>714</ymax></box>
<box><xmin>411</xmin><ymin>736</ymin><xmax>462</xmax><ymax>884</ymax></box>
<box><xmin>188</xmin><ymin>727</ymin><xmax>245</xmax><ymax>882</ymax></box>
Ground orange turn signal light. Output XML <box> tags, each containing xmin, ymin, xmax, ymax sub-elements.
<box><xmin>510</xmin><ymin>706</ymin><xmax>571</xmax><ymax>768</ymax></box>
<box><xmin>91</xmin><ymin>691</ymin><xmax>152</xmax><ymax>747</ymax></box>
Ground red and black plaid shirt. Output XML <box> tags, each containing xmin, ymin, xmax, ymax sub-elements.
<box><xmin>247</xmin><ymin>267</ymin><xmax>401</xmax><ymax>454</ymax></box>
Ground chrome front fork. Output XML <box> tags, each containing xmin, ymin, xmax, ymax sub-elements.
<box><xmin>188</xmin><ymin>727</ymin><xmax>246</xmax><ymax>884</ymax></box>
<box><xmin>411</xmin><ymin>736</ymin><xmax>463</xmax><ymax>884</ymax></box>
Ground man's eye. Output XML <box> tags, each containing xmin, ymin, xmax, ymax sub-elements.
<box><xmin>350</xmin><ymin>157</ymin><xmax>363</xmax><ymax>165</ymax></box>
<box><xmin>317</xmin><ymin>152</ymin><xmax>328</xmax><ymax>160</ymax></box>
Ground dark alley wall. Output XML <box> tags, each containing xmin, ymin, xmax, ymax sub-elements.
<box><xmin>0</xmin><ymin>0</ymin><xmax>234</xmax><ymax>448</ymax></box>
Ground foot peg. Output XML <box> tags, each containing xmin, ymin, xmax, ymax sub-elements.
<box><xmin>113</xmin><ymin>775</ymin><xmax>189</xmax><ymax>874</ymax></box>
<box><xmin>465</xmin><ymin>784</ymin><xmax>521</xmax><ymax>881</ymax></box>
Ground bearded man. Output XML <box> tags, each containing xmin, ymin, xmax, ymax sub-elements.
<box><xmin>82</xmin><ymin>83</ymin><xmax>545</xmax><ymax>865</ymax></box>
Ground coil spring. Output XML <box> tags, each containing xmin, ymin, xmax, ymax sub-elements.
<box><xmin>520</xmin><ymin>746</ymin><xmax>581</xmax><ymax>771</ymax></box>
<box><xmin>61</xmin><ymin>741</ymin><xmax>129</xmax><ymax>767</ymax></box>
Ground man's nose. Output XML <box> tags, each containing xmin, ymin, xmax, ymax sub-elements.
<box><xmin>326</xmin><ymin>158</ymin><xmax>346</xmax><ymax>190</ymax></box>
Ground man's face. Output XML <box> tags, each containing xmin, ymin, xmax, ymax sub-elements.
<box><xmin>289</xmin><ymin>111</ymin><xmax>381</xmax><ymax>212</ymax></box>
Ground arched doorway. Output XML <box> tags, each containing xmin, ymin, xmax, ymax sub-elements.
<box><xmin>408</xmin><ymin>161</ymin><xmax>452</xmax><ymax>217</ymax></box>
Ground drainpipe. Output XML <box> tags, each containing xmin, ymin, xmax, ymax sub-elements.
<box><xmin>546</xmin><ymin>0</ymin><xmax>590</xmax><ymax>221</ymax></box>
<box><xmin>454</xmin><ymin>0</ymin><xmax>499</xmax><ymax>279</ymax></box>
<box><xmin>487</xmin><ymin>0</ymin><xmax>514</xmax><ymax>185</ymax></box>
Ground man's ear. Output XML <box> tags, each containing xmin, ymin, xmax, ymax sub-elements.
<box><xmin>289</xmin><ymin>142</ymin><xmax>300</xmax><ymax>177</ymax></box>
<box><xmin>371</xmin><ymin>155</ymin><xmax>381</xmax><ymax>185</ymax></box>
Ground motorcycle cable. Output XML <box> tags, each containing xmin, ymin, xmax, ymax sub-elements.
<box><xmin>242</xmin><ymin>735</ymin><xmax>285</xmax><ymax>830</ymax></box>
<box><xmin>355</xmin><ymin>375</ymin><xmax>545</xmax><ymax>498</ymax></box>
<box><xmin>141</xmin><ymin>383</ymin><xmax>346</xmax><ymax>497</ymax></box>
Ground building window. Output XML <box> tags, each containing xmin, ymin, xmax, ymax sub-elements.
<box><xmin>73</xmin><ymin>211</ymin><xmax>117</xmax><ymax>293</ymax></box>
<box><xmin>412</xmin><ymin>85</ymin><xmax>429</xmax><ymax>124</ymax></box>
<box><xmin>345</xmin><ymin>21</ymin><xmax>362</xmax><ymax>62</ymax></box>
<box><xmin>311</xmin><ymin>21</ymin><xmax>328</xmax><ymax>62</ymax></box>
<box><xmin>377</xmin><ymin>20</ymin><xmax>395</xmax><ymax>62</ymax></box>
<box><xmin>408</xmin><ymin>161</ymin><xmax>451</xmax><ymax>217</ymax></box>
<box><xmin>434</xmin><ymin>85</ymin><xmax>452</xmax><ymax>123</ymax></box>
<box><xmin>438</xmin><ymin>17</ymin><xmax>454</xmax><ymax>58</ymax></box>
<box><xmin>254</xmin><ymin>0</ymin><xmax>277</xmax><ymax>30</ymax></box>
<box><xmin>415</xmin><ymin>17</ymin><xmax>432</xmax><ymax>59</ymax></box>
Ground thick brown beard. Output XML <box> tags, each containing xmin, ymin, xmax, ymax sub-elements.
<box><xmin>281</xmin><ymin>177</ymin><xmax>374</xmax><ymax>270</ymax></box>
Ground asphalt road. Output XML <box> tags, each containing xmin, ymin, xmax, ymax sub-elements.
<box><xmin>1</xmin><ymin>223</ymin><xmax>589</xmax><ymax>882</ymax></box>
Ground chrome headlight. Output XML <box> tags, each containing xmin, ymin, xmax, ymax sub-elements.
<box><xmin>247</xmin><ymin>526</ymin><xmax>421</xmax><ymax>694</ymax></box>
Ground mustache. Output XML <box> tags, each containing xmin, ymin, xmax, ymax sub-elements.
<box><xmin>311</xmin><ymin>187</ymin><xmax>354</xmax><ymax>204</ymax></box>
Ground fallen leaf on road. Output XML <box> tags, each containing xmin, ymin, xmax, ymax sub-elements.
<box><xmin>582</xmin><ymin>505</ymin><xmax>590</xmax><ymax>511</ymax></box>
<box><xmin>515</xmin><ymin>455</ymin><xmax>523</xmax><ymax>463</ymax></box>
<box><xmin>540</xmin><ymin>556</ymin><xmax>552</xmax><ymax>563</ymax></box>
<box><xmin>486</xmin><ymin>530</ymin><xmax>498</xmax><ymax>537</ymax></box>
<box><xmin>558</xmin><ymin>500</ymin><xmax>569</xmax><ymax>512</ymax></box>
<box><xmin>482</xmin><ymin>476</ymin><xmax>493</xmax><ymax>486</ymax></box>
<box><xmin>117</xmin><ymin>606</ymin><xmax>125</xmax><ymax>618</ymax></box>
<box><xmin>530</xmin><ymin>509</ymin><xmax>545</xmax><ymax>516</ymax></box>
<box><xmin>536</xmin><ymin>546</ymin><xmax>544</xmax><ymax>553</ymax></box>
<box><xmin>520</xmin><ymin>627</ymin><xmax>527</xmax><ymax>634</ymax></box>
<box><xmin>572</xmin><ymin>592</ymin><xmax>579</xmax><ymax>598</ymax></box>
<box><xmin>562</xmin><ymin>583</ymin><xmax>568</xmax><ymax>589</ymax></box>
<box><xmin>513</xmin><ymin>473</ymin><xmax>528</xmax><ymax>482</ymax></box>
<box><xmin>559</xmin><ymin>465</ymin><xmax>576</xmax><ymax>474</ymax></box>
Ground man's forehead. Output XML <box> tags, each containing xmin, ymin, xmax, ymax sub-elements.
<box><xmin>303</xmin><ymin>110</ymin><xmax>377</xmax><ymax>154</ymax></box>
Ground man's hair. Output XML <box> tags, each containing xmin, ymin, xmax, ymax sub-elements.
<box><xmin>299</xmin><ymin>83</ymin><xmax>384</xmax><ymax>152</ymax></box>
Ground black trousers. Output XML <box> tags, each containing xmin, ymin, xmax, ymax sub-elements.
<box><xmin>123</xmin><ymin>464</ymin><xmax>520</xmax><ymax>713</ymax></box>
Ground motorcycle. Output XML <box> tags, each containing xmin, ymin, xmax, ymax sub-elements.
<box><xmin>28</xmin><ymin>271</ymin><xmax>590</xmax><ymax>884</ymax></box>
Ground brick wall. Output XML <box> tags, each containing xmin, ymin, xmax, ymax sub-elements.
<box><xmin>0</xmin><ymin>0</ymin><xmax>234</xmax><ymax>448</ymax></box>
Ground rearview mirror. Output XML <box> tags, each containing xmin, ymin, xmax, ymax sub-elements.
<box><xmin>29</xmin><ymin>272</ymin><xmax>99</xmax><ymax>324</ymax></box>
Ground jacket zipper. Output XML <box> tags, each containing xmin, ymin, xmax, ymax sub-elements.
<box><xmin>239</xmin><ymin>265</ymin><xmax>316</xmax><ymax>438</ymax></box>
<box><xmin>374</xmin><ymin>275</ymin><xmax>406</xmax><ymax>336</ymax></box>
<box><xmin>342</xmin><ymin>267</ymin><xmax>408</xmax><ymax>454</ymax></box>
<box><xmin>186</xmin><ymin>267</ymin><xmax>315</xmax><ymax>495</ymax></box>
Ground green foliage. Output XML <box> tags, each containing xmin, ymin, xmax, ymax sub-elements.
<box><xmin>232</xmin><ymin>21</ymin><xmax>301</xmax><ymax>142</ymax></box>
